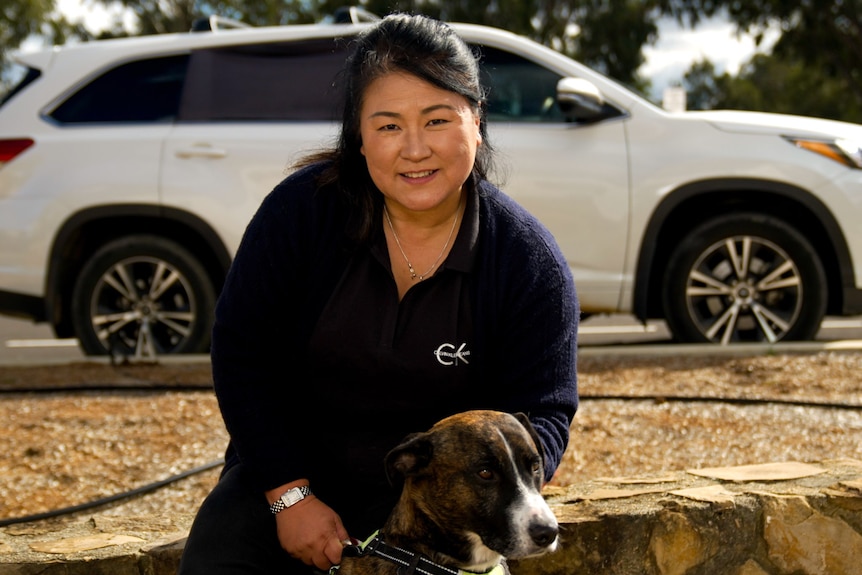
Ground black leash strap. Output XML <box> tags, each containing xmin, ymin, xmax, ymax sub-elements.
<box><xmin>364</xmin><ymin>535</ymin><xmax>460</xmax><ymax>575</ymax></box>
<box><xmin>399</xmin><ymin>550</ymin><xmax>423</xmax><ymax>575</ymax></box>
<box><xmin>330</xmin><ymin>532</ymin><xmax>500</xmax><ymax>575</ymax></box>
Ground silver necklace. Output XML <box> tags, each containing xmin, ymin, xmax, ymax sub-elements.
<box><xmin>383</xmin><ymin>205</ymin><xmax>458</xmax><ymax>281</ymax></box>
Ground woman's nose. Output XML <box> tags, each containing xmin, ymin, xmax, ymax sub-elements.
<box><xmin>401</xmin><ymin>130</ymin><xmax>431</xmax><ymax>160</ymax></box>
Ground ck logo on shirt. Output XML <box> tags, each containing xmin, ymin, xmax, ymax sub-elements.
<box><xmin>434</xmin><ymin>342</ymin><xmax>471</xmax><ymax>366</ymax></box>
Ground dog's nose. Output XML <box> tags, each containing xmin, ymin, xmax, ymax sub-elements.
<box><xmin>529</xmin><ymin>521</ymin><xmax>559</xmax><ymax>548</ymax></box>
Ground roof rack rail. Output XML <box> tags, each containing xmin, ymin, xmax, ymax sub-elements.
<box><xmin>333</xmin><ymin>6</ymin><xmax>381</xmax><ymax>24</ymax></box>
<box><xmin>190</xmin><ymin>15</ymin><xmax>251</xmax><ymax>33</ymax></box>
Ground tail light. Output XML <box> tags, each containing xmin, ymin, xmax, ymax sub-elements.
<box><xmin>0</xmin><ymin>138</ymin><xmax>35</xmax><ymax>166</ymax></box>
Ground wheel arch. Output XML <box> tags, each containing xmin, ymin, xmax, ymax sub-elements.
<box><xmin>45</xmin><ymin>205</ymin><xmax>232</xmax><ymax>338</ymax></box>
<box><xmin>632</xmin><ymin>178</ymin><xmax>855</xmax><ymax>322</ymax></box>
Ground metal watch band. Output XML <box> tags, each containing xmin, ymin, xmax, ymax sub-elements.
<box><xmin>269</xmin><ymin>485</ymin><xmax>311</xmax><ymax>514</ymax></box>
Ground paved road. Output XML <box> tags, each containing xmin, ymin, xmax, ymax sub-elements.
<box><xmin>2</xmin><ymin>313</ymin><xmax>861</xmax><ymax>364</ymax></box>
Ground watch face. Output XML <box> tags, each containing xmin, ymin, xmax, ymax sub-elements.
<box><xmin>283</xmin><ymin>486</ymin><xmax>305</xmax><ymax>506</ymax></box>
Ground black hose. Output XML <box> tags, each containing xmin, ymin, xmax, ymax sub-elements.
<box><xmin>581</xmin><ymin>394</ymin><xmax>862</xmax><ymax>410</ymax></box>
<box><xmin>0</xmin><ymin>458</ymin><xmax>224</xmax><ymax>528</ymax></box>
<box><xmin>0</xmin><ymin>383</ymin><xmax>212</xmax><ymax>394</ymax></box>
<box><xmin>5</xmin><ymin>384</ymin><xmax>859</xmax><ymax>410</ymax></box>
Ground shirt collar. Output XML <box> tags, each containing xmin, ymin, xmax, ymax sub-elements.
<box><xmin>370</xmin><ymin>185</ymin><xmax>479</xmax><ymax>276</ymax></box>
<box><xmin>443</xmin><ymin>184</ymin><xmax>479</xmax><ymax>274</ymax></box>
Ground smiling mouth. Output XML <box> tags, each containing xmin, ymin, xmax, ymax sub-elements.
<box><xmin>402</xmin><ymin>170</ymin><xmax>436</xmax><ymax>179</ymax></box>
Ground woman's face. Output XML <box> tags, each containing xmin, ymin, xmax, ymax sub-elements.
<box><xmin>359</xmin><ymin>71</ymin><xmax>481</xmax><ymax>215</ymax></box>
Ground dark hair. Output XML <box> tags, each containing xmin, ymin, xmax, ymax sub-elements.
<box><xmin>297</xmin><ymin>13</ymin><xmax>494</xmax><ymax>244</ymax></box>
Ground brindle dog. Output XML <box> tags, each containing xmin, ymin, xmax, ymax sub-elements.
<box><xmin>336</xmin><ymin>410</ymin><xmax>559</xmax><ymax>575</ymax></box>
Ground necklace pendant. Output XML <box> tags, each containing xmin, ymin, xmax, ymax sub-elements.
<box><xmin>384</xmin><ymin>204</ymin><xmax>457</xmax><ymax>284</ymax></box>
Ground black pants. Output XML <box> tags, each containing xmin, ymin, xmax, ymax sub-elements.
<box><xmin>178</xmin><ymin>464</ymin><xmax>316</xmax><ymax>575</ymax></box>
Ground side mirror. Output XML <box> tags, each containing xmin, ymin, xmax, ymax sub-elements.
<box><xmin>556</xmin><ymin>77</ymin><xmax>604</xmax><ymax>123</ymax></box>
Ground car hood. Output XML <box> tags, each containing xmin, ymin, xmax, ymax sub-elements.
<box><xmin>683</xmin><ymin>109</ymin><xmax>862</xmax><ymax>140</ymax></box>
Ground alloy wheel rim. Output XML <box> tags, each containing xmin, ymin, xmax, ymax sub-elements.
<box><xmin>684</xmin><ymin>235</ymin><xmax>803</xmax><ymax>344</ymax></box>
<box><xmin>88</xmin><ymin>256</ymin><xmax>197</xmax><ymax>357</ymax></box>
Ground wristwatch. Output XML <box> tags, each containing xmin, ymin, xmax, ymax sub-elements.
<box><xmin>269</xmin><ymin>485</ymin><xmax>311</xmax><ymax>514</ymax></box>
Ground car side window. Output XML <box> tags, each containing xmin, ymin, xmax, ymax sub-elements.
<box><xmin>477</xmin><ymin>45</ymin><xmax>564</xmax><ymax>123</ymax></box>
<box><xmin>49</xmin><ymin>55</ymin><xmax>188</xmax><ymax>124</ymax></box>
<box><xmin>0</xmin><ymin>65</ymin><xmax>41</xmax><ymax>108</ymax></box>
<box><xmin>178</xmin><ymin>39</ymin><xmax>349</xmax><ymax>122</ymax></box>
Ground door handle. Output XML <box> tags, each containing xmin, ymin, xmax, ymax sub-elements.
<box><xmin>174</xmin><ymin>145</ymin><xmax>227</xmax><ymax>159</ymax></box>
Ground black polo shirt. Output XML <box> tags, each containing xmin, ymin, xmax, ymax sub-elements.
<box><xmin>303</xmin><ymin>190</ymin><xmax>480</xmax><ymax>519</ymax></box>
<box><xmin>307</xmin><ymin>188</ymin><xmax>479</xmax><ymax>422</ymax></box>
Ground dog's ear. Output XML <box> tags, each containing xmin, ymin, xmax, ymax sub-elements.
<box><xmin>384</xmin><ymin>432</ymin><xmax>433</xmax><ymax>485</ymax></box>
<box><xmin>513</xmin><ymin>412</ymin><xmax>546</xmax><ymax>465</ymax></box>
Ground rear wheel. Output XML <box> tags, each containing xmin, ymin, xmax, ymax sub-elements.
<box><xmin>71</xmin><ymin>235</ymin><xmax>216</xmax><ymax>356</ymax></box>
<box><xmin>662</xmin><ymin>213</ymin><xmax>827</xmax><ymax>344</ymax></box>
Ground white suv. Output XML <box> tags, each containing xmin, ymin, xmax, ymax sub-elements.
<box><xmin>2</xmin><ymin>13</ymin><xmax>862</xmax><ymax>356</ymax></box>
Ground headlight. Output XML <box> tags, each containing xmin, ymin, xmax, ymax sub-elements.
<box><xmin>784</xmin><ymin>137</ymin><xmax>862</xmax><ymax>169</ymax></box>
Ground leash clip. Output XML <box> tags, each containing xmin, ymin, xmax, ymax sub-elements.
<box><xmin>342</xmin><ymin>542</ymin><xmax>366</xmax><ymax>558</ymax></box>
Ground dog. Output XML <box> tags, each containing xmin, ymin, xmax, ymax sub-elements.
<box><xmin>335</xmin><ymin>410</ymin><xmax>559</xmax><ymax>575</ymax></box>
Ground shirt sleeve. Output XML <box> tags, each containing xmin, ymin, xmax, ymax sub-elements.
<box><xmin>210</xmin><ymin>166</ymin><xmax>348</xmax><ymax>491</ymax></box>
<box><xmin>474</xmin><ymin>187</ymin><xmax>580</xmax><ymax>483</ymax></box>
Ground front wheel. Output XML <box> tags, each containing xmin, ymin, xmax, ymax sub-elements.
<box><xmin>71</xmin><ymin>235</ymin><xmax>216</xmax><ymax>357</ymax></box>
<box><xmin>662</xmin><ymin>213</ymin><xmax>827</xmax><ymax>344</ymax></box>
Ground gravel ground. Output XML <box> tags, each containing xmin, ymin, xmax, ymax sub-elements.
<box><xmin>1</xmin><ymin>351</ymin><xmax>861</xmax><ymax>524</ymax></box>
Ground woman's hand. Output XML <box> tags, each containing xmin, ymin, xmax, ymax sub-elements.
<box><xmin>275</xmin><ymin>495</ymin><xmax>350</xmax><ymax>570</ymax></box>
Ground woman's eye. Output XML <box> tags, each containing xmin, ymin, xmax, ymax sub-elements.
<box><xmin>428</xmin><ymin>118</ymin><xmax>449</xmax><ymax>126</ymax></box>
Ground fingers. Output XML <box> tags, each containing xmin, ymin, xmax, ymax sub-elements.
<box><xmin>276</xmin><ymin>498</ymin><xmax>351</xmax><ymax>570</ymax></box>
<box><xmin>308</xmin><ymin>533</ymin><xmax>349</xmax><ymax>570</ymax></box>
<box><xmin>323</xmin><ymin>517</ymin><xmax>351</xmax><ymax>567</ymax></box>
<box><xmin>335</xmin><ymin>520</ymin><xmax>350</xmax><ymax>546</ymax></box>
<box><xmin>323</xmin><ymin>535</ymin><xmax>347</xmax><ymax>567</ymax></box>
<box><xmin>299</xmin><ymin>534</ymin><xmax>345</xmax><ymax>571</ymax></box>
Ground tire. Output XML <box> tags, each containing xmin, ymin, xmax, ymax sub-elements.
<box><xmin>71</xmin><ymin>235</ymin><xmax>216</xmax><ymax>357</ymax></box>
<box><xmin>662</xmin><ymin>213</ymin><xmax>827</xmax><ymax>344</ymax></box>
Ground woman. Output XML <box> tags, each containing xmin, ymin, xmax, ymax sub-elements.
<box><xmin>179</xmin><ymin>12</ymin><xmax>578</xmax><ymax>575</ymax></box>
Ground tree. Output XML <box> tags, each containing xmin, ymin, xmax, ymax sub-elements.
<box><xmin>684</xmin><ymin>52</ymin><xmax>862</xmax><ymax>123</ymax></box>
<box><xmin>682</xmin><ymin>58</ymin><xmax>725</xmax><ymax>111</ymax></box>
<box><xmin>1</xmin><ymin>0</ymin><xmax>91</xmax><ymax>92</ymax></box>
<box><xmin>665</xmin><ymin>0</ymin><xmax>862</xmax><ymax>120</ymax></box>
<box><xmin>1</xmin><ymin>0</ymin><xmax>53</xmax><ymax>60</ymax></box>
<box><xmin>724</xmin><ymin>0</ymin><xmax>861</xmax><ymax>93</ymax></box>
<box><xmin>78</xmin><ymin>0</ymin><xmax>324</xmax><ymax>37</ymax></box>
<box><xmin>322</xmin><ymin>0</ymin><xmax>668</xmax><ymax>92</ymax></box>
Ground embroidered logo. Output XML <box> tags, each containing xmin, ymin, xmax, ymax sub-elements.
<box><xmin>434</xmin><ymin>342</ymin><xmax>471</xmax><ymax>366</ymax></box>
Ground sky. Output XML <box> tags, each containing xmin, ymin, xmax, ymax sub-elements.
<box><xmin>643</xmin><ymin>15</ymin><xmax>780</xmax><ymax>100</ymax></box>
<box><xmin>56</xmin><ymin>0</ymin><xmax>126</xmax><ymax>30</ymax></box>
<box><xmin>51</xmin><ymin>0</ymin><xmax>779</xmax><ymax>101</ymax></box>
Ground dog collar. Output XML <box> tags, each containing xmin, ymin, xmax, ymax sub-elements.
<box><xmin>332</xmin><ymin>530</ymin><xmax>506</xmax><ymax>575</ymax></box>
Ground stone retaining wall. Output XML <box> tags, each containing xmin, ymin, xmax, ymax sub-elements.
<box><xmin>2</xmin><ymin>459</ymin><xmax>860</xmax><ymax>575</ymax></box>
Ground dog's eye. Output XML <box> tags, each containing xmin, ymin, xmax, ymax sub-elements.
<box><xmin>531</xmin><ymin>459</ymin><xmax>542</xmax><ymax>475</ymax></box>
<box><xmin>478</xmin><ymin>468</ymin><xmax>494</xmax><ymax>481</ymax></box>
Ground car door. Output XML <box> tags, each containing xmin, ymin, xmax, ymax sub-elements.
<box><xmin>476</xmin><ymin>45</ymin><xmax>630</xmax><ymax>312</ymax></box>
<box><xmin>160</xmin><ymin>38</ymin><xmax>346</xmax><ymax>257</ymax></box>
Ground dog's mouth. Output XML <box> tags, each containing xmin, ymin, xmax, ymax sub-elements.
<box><xmin>524</xmin><ymin>536</ymin><xmax>559</xmax><ymax>557</ymax></box>
<box><xmin>464</xmin><ymin>526</ymin><xmax>558</xmax><ymax>569</ymax></box>
<box><xmin>507</xmin><ymin>538</ymin><xmax>558</xmax><ymax>560</ymax></box>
